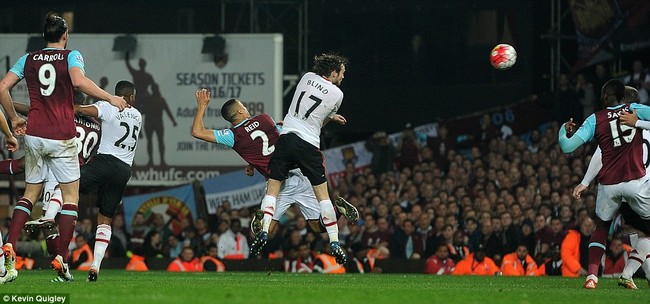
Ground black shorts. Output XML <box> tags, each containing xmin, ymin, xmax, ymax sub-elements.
<box><xmin>268</xmin><ymin>133</ymin><xmax>326</xmax><ymax>185</ymax></box>
<box><xmin>80</xmin><ymin>154</ymin><xmax>132</xmax><ymax>217</ymax></box>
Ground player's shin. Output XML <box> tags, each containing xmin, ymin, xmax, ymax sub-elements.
<box><xmin>319</xmin><ymin>200</ymin><xmax>339</xmax><ymax>242</ymax></box>
<box><xmin>260</xmin><ymin>195</ymin><xmax>276</xmax><ymax>233</ymax></box>
<box><xmin>587</xmin><ymin>225</ymin><xmax>608</xmax><ymax>276</ymax></box>
<box><xmin>623</xmin><ymin>238</ymin><xmax>650</xmax><ymax>279</ymax></box>
<box><xmin>56</xmin><ymin>203</ymin><xmax>78</xmax><ymax>262</ymax></box>
<box><xmin>8</xmin><ymin>198</ymin><xmax>34</xmax><ymax>246</ymax></box>
<box><xmin>91</xmin><ymin>224</ymin><xmax>112</xmax><ymax>272</ymax></box>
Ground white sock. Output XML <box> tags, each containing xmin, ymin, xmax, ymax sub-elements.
<box><xmin>91</xmin><ymin>224</ymin><xmax>112</xmax><ymax>271</ymax></box>
<box><xmin>319</xmin><ymin>200</ymin><xmax>339</xmax><ymax>243</ymax></box>
<box><xmin>622</xmin><ymin>238</ymin><xmax>650</xmax><ymax>279</ymax></box>
<box><xmin>260</xmin><ymin>195</ymin><xmax>276</xmax><ymax>233</ymax></box>
<box><xmin>43</xmin><ymin>190</ymin><xmax>62</xmax><ymax>220</ymax></box>
<box><xmin>0</xmin><ymin>230</ymin><xmax>5</xmax><ymax>276</ymax></box>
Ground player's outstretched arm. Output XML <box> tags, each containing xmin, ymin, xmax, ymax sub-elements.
<box><xmin>558</xmin><ymin>115</ymin><xmax>595</xmax><ymax>153</ymax></box>
<box><xmin>69</xmin><ymin>67</ymin><xmax>129</xmax><ymax>111</ymax></box>
<box><xmin>191</xmin><ymin>89</ymin><xmax>217</xmax><ymax>143</ymax></box>
<box><xmin>573</xmin><ymin>147</ymin><xmax>602</xmax><ymax>199</ymax></box>
<box><xmin>13</xmin><ymin>102</ymin><xmax>29</xmax><ymax>116</ymax></box>
<box><xmin>0</xmin><ymin>73</ymin><xmax>26</xmax><ymax>137</ymax></box>
<box><xmin>74</xmin><ymin>104</ymin><xmax>99</xmax><ymax>118</ymax></box>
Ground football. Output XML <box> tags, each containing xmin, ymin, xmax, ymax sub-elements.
<box><xmin>490</xmin><ymin>44</ymin><xmax>517</xmax><ymax>70</ymax></box>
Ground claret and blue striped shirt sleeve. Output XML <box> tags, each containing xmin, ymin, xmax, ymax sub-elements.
<box><xmin>214</xmin><ymin>129</ymin><xmax>235</xmax><ymax>148</ymax></box>
<box><xmin>68</xmin><ymin>50</ymin><xmax>85</xmax><ymax>72</ymax></box>
<box><xmin>558</xmin><ymin>114</ymin><xmax>595</xmax><ymax>153</ymax></box>
<box><xmin>9</xmin><ymin>54</ymin><xmax>28</xmax><ymax>79</ymax></box>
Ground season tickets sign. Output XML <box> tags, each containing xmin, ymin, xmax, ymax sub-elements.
<box><xmin>0</xmin><ymin>34</ymin><xmax>283</xmax><ymax>185</ymax></box>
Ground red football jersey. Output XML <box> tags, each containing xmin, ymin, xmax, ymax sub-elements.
<box><xmin>24</xmin><ymin>49</ymin><xmax>76</xmax><ymax>140</ymax></box>
<box><xmin>74</xmin><ymin>115</ymin><xmax>101</xmax><ymax>166</ymax></box>
<box><xmin>232</xmin><ymin>114</ymin><xmax>280</xmax><ymax>178</ymax></box>
<box><xmin>594</xmin><ymin>104</ymin><xmax>645</xmax><ymax>185</ymax></box>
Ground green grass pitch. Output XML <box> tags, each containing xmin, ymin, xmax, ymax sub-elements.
<box><xmin>1</xmin><ymin>270</ymin><xmax>648</xmax><ymax>304</ymax></box>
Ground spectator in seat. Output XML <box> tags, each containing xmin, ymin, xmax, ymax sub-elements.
<box><xmin>167</xmin><ymin>247</ymin><xmax>203</xmax><ymax>272</ymax></box>
<box><xmin>538</xmin><ymin>244</ymin><xmax>563</xmax><ymax>276</ymax></box>
<box><xmin>313</xmin><ymin>242</ymin><xmax>346</xmax><ymax>274</ymax></box>
<box><xmin>447</xmin><ymin>230</ymin><xmax>470</xmax><ymax>263</ymax></box>
<box><xmin>284</xmin><ymin>241</ymin><xmax>317</xmax><ymax>273</ymax></box>
<box><xmin>217</xmin><ymin>218</ymin><xmax>249</xmax><ymax>260</ymax></box>
<box><xmin>425</xmin><ymin>244</ymin><xmax>455</xmax><ymax>275</ymax></box>
<box><xmin>201</xmin><ymin>244</ymin><xmax>225</xmax><ymax>272</ymax></box>
<box><xmin>391</xmin><ymin>219</ymin><xmax>424</xmax><ymax>259</ymax></box>
<box><xmin>500</xmin><ymin>244</ymin><xmax>540</xmax><ymax>276</ymax></box>
<box><xmin>561</xmin><ymin>216</ymin><xmax>594</xmax><ymax>277</ymax></box>
<box><xmin>453</xmin><ymin>244</ymin><xmax>499</xmax><ymax>276</ymax></box>
<box><xmin>70</xmin><ymin>234</ymin><xmax>93</xmax><ymax>271</ymax></box>
<box><xmin>602</xmin><ymin>237</ymin><xmax>630</xmax><ymax>278</ymax></box>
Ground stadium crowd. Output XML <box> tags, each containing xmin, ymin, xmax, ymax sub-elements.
<box><xmin>5</xmin><ymin>60</ymin><xmax>650</xmax><ymax>276</ymax></box>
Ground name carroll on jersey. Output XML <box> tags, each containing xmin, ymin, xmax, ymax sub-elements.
<box><xmin>31</xmin><ymin>53</ymin><xmax>65</xmax><ymax>62</ymax></box>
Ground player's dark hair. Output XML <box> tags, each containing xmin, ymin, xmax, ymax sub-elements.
<box><xmin>624</xmin><ymin>86</ymin><xmax>640</xmax><ymax>104</ymax></box>
<box><xmin>312</xmin><ymin>52</ymin><xmax>348</xmax><ymax>77</ymax></box>
<box><xmin>43</xmin><ymin>12</ymin><xmax>68</xmax><ymax>43</ymax></box>
<box><xmin>73</xmin><ymin>90</ymin><xmax>85</xmax><ymax>105</ymax></box>
<box><xmin>220</xmin><ymin>98</ymin><xmax>239</xmax><ymax>123</ymax></box>
<box><xmin>115</xmin><ymin>80</ymin><xmax>135</xmax><ymax>97</ymax></box>
<box><xmin>601</xmin><ymin>79</ymin><xmax>625</xmax><ymax>102</ymax></box>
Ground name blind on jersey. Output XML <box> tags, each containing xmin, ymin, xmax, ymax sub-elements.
<box><xmin>306</xmin><ymin>79</ymin><xmax>328</xmax><ymax>94</ymax></box>
<box><xmin>32</xmin><ymin>53</ymin><xmax>65</xmax><ymax>62</ymax></box>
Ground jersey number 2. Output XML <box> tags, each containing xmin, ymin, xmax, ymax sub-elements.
<box><xmin>608</xmin><ymin>120</ymin><xmax>636</xmax><ymax>147</ymax></box>
<box><xmin>115</xmin><ymin>122</ymin><xmax>139</xmax><ymax>152</ymax></box>
<box><xmin>250</xmin><ymin>130</ymin><xmax>275</xmax><ymax>156</ymax></box>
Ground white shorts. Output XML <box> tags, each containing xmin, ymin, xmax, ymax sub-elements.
<box><xmin>597</xmin><ymin>177</ymin><xmax>650</xmax><ymax>221</ymax></box>
<box><xmin>274</xmin><ymin>169</ymin><xmax>320</xmax><ymax>221</ymax></box>
<box><xmin>24</xmin><ymin>135</ymin><xmax>80</xmax><ymax>184</ymax></box>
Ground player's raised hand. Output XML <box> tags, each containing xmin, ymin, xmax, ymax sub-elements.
<box><xmin>11</xmin><ymin>117</ymin><xmax>26</xmax><ymax>136</ymax></box>
<box><xmin>195</xmin><ymin>89</ymin><xmax>211</xmax><ymax>108</ymax></box>
<box><xmin>108</xmin><ymin>95</ymin><xmax>130</xmax><ymax>111</ymax></box>
<box><xmin>572</xmin><ymin>184</ymin><xmax>587</xmax><ymax>200</ymax></box>
<box><xmin>564</xmin><ymin>118</ymin><xmax>576</xmax><ymax>137</ymax></box>
<box><xmin>620</xmin><ymin>109</ymin><xmax>638</xmax><ymax>127</ymax></box>
<box><xmin>332</xmin><ymin>114</ymin><xmax>347</xmax><ymax>125</ymax></box>
<box><xmin>5</xmin><ymin>134</ymin><xmax>18</xmax><ymax>152</ymax></box>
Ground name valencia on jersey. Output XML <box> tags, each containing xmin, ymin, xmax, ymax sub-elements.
<box><xmin>114</xmin><ymin>110</ymin><xmax>141</xmax><ymax>124</ymax></box>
